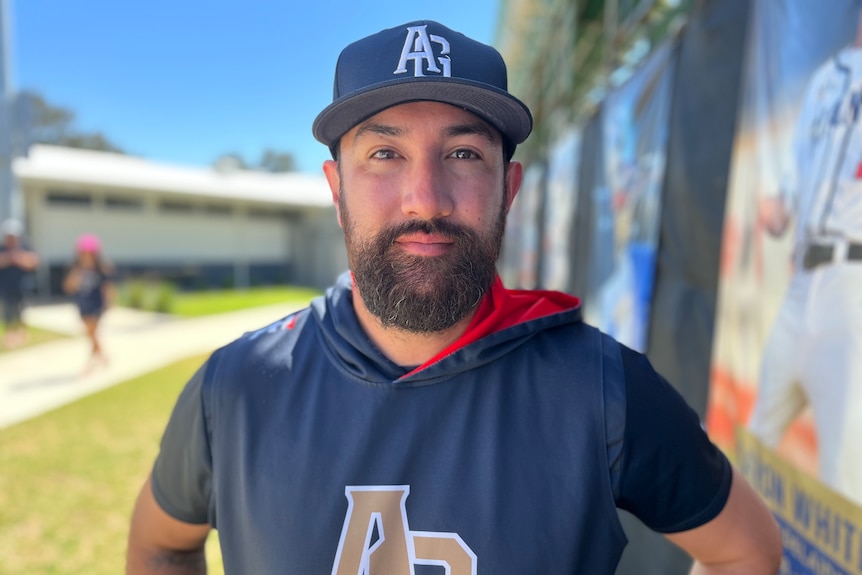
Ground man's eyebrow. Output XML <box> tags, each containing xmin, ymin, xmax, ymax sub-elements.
<box><xmin>445</xmin><ymin>123</ymin><xmax>500</xmax><ymax>147</ymax></box>
<box><xmin>353</xmin><ymin>122</ymin><xmax>404</xmax><ymax>141</ymax></box>
<box><xmin>351</xmin><ymin>119</ymin><xmax>501</xmax><ymax>147</ymax></box>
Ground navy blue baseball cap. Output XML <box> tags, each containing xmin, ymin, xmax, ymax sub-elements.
<box><xmin>312</xmin><ymin>20</ymin><xmax>533</xmax><ymax>156</ymax></box>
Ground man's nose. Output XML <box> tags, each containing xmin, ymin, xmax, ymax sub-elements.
<box><xmin>401</xmin><ymin>155</ymin><xmax>454</xmax><ymax>220</ymax></box>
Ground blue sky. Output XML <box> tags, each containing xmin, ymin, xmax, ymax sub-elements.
<box><xmin>7</xmin><ymin>0</ymin><xmax>501</xmax><ymax>174</ymax></box>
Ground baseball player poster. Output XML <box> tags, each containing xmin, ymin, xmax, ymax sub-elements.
<box><xmin>706</xmin><ymin>0</ymin><xmax>862</xmax><ymax>572</ymax></box>
<box><xmin>583</xmin><ymin>40</ymin><xmax>675</xmax><ymax>352</ymax></box>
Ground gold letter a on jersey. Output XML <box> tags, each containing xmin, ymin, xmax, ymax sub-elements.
<box><xmin>331</xmin><ymin>486</ymin><xmax>477</xmax><ymax>575</ymax></box>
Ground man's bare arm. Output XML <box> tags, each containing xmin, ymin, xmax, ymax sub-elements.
<box><xmin>665</xmin><ymin>466</ymin><xmax>782</xmax><ymax>574</ymax></box>
<box><xmin>126</xmin><ymin>475</ymin><xmax>211</xmax><ymax>575</ymax></box>
<box><xmin>16</xmin><ymin>249</ymin><xmax>40</xmax><ymax>271</ymax></box>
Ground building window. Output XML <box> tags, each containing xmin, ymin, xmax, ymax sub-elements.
<box><xmin>249</xmin><ymin>207</ymin><xmax>293</xmax><ymax>220</ymax></box>
<box><xmin>159</xmin><ymin>200</ymin><xmax>195</xmax><ymax>214</ymax></box>
<box><xmin>46</xmin><ymin>191</ymin><xmax>92</xmax><ymax>207</ymax></box>
<box><xmin>203</xmin><ymin>203</ymin><xmax>233</xmax><ymax>216</ymax></box>
<box><xmin>106</xmin><ymin>195</ymin><xmax>144</xmax><ymax>211</ymax></box>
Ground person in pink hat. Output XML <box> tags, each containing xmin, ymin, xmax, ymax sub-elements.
<box><xmin>63</xmin><ymin>233</ymin><xmax>115</xmax><ymax>373</ymax></box>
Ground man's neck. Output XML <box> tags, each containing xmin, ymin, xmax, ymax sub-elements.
<box><xmin>351</xmin><ymin>291</ymin><xmax>475</xmax><ymax>367</ymax></box>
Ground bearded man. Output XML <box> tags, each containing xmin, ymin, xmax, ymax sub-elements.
<box><xmin>127</xmin><ymin>20</ymin><xmax>781</xmax><ymax>575</ymax></box>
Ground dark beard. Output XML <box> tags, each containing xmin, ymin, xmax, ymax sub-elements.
<box><xmin>342</xmin><ymin>197</ymin><xmax>506</xmax><ymax>334</ymax></box>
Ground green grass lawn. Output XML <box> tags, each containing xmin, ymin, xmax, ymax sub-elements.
<box><xmin>0</xmin><ymin>355</ymin><xmax>224</xmax><ymax>575</ymax></box>
<box><xmin>117</xmin><ymin>282</ymin><xmax>322</xmax><ymax>317</ymax></box>
<box><xmin>170</xmin><ymin>285</ymin><xmax>321</xmax><ymax>317</ymax></box>
<box><xmin>0</xmin><ymin>286</ymin><xmax>323</xmax><ymax>573</ymax></box>
<box><xmin>2</xmin><ymin>284</ymin><xmax>321</xmax><ymax>355</ymax></box>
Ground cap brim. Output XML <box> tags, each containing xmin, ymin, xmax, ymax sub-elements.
<box><xmin>312</xmin><ymin>77</ymin><xmax>533</xmax><ymax>148</ymax></box>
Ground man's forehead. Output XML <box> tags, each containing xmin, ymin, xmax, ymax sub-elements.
<box><xmin>349</xmin><ymin>101</ymin><xmax>502</xmax><ymax>142</ymax></box>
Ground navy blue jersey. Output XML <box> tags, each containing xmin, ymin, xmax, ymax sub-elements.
<box><xmin>0</xmin><ymin>245</ymin><xmax>33</xmax><ymax>299</ymax></box>
<box><xmin>72</xmin><ymin>267</ymin><xmax>110</xmax><ymax>317</ymax></box>
<box><xmin>152</xmin><ymin>272</ymin><xmax>731</xmax><ymax>574</ymax></box>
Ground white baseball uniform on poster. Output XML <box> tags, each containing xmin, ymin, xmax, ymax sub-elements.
<box><xmin>750</xmin><ymin>46</ymin><xmax>862</xmax><ymax>506</ymax></box>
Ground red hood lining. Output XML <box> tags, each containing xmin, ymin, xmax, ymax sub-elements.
<box><xmin>402</xmin><ymin>276</ymin><xmax>580</xmax><ymax>378</ymax></box>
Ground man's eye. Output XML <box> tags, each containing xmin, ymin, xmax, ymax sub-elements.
<box><xmin>372</xmin><ymin>149</ymin><xmax>398</xmax><ymax>159</ymax></box>
<box><xmin>451</xmin><ymin>149</ymin><xmax>479</xmax><ymax>160</ymax></box>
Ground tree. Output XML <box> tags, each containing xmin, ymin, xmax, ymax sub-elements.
<box><xmin>497</xmin><ymin>0</ymin><xmax>691</xmax><ymax>162</ymax></box>
<box><xmin>212</xmin><ymin>153</ymin><xmax>247</xmax><ymax>172</ymax></box>
<box><xmin>21</xmin><ymin>90</ymin><xmax>124</xmax><ymax>153</ymax></box>
<box><xmin>259</xmin><ymin>149</ymin><xmax>296</xmax><ymax>173</ymax></box>
<box><xmin>211</xmin><ymin>149</ymin><xmax>297</xmax><ymax>173</ymax></box>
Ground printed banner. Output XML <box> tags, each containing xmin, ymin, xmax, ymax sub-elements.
<box><xmin>582</xmin><ymin>41</ymin><xmax>675</xmax><ymax>352</ymax></box>
<box><xmin>707</xmin><ymin>0</ymin><xmax>862</xmax><ymax>571</ymax></box>
<box><xmin>737</xmin><ymin>429</ymin><xmax>862</xmax><ymax>575</ymax></box>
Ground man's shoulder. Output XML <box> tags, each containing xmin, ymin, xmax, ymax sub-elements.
<box><xmin>234</xmin><ymin>306</ymin><xmax>314</xmax><ymax>348</ymax></box>
<box><xmin>187</xmin><ymin>307</ymin><xmax>320</xmax><ymax>409</ymax></box>
<box><xmin>210</xmin><ymin>307</ymin><xmax>309</xmax><ymax>363</ymax></box>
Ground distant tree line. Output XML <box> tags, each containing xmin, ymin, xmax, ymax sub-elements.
<box><xmin>212</xmin><ymin>149</ymin><xmax>296</xmax><ymax>173</ymax></box>
<box><xmin>23</xmin><ymin>89</ymin><xmax>125</xmax><ymax>153</ymax></box>
<box><xmin>22</xmin><ymin>90</ymin><xmax>297</xmax><ymax>172</ymax></box>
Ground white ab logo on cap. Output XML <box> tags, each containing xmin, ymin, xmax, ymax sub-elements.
<box><xmin>394</xmin><ymin>25</ymin><xmax>451</xmax><ymax>77</ymax></box>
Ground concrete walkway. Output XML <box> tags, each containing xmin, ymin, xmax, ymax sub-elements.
<box><xmin>0</xmin><ymin>302</ymin><xmax>306</xmax><ymax>429</ymax></box>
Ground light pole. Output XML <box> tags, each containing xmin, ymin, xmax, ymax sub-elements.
<box><xmin>0</xmin><ymin>0</ymin><xmax>21</xmax><ymax>223</ymax></box>
<box><xmin>1</xmin><ymin>0</ymin><xmax>15</xmax><ymax>223</ymax></box>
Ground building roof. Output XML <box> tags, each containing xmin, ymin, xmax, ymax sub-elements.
<box><xmin>13</xmin><ymin>145</ymin><xmax>333</xmax><ymax>208</ymax></box>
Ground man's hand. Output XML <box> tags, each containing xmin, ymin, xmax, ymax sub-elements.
<box><xmin>2</xmin><ymin>248</ymin><xmax>40</xmax><ymax>271</ymax></box>
<box><xmin>665</xmin><ymin>466</ymin><xmax>782</xmax><ymax>574</ymax></box>
<box><xmin>126</xmin><ymin>476</ymin><xmax>211</xmax><ymax>575</ymax></box>
<box><xmin>758</xmin><ymin>195</ymin><xmax>792</xmax><ymax>238</ymax></box>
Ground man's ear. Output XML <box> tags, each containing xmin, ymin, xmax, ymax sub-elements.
<box><xmin>504</xmin><ymin>161</ymin><xmax>524</xmax><ymax>213</ymax></box>
<box><xmin>323</xmin><ymin>160</ymin><xmax>343</xmax><ymax>228</ymax></box>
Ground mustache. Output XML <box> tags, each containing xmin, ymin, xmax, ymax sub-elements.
<box><xmin>377</xmin><ymin>219</ymin><xmax>477</xmax><ymax>248</ymax></box>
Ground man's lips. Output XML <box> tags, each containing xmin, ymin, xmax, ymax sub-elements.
<box><xmin>395</xmin><ymin>233</ymin><xmax>454</xmax><ymax>255</ymax></box>
<box><xmin>397</xmin><ymin>232</ymin><xmax>454</xmax><ymax>244</ymax></box>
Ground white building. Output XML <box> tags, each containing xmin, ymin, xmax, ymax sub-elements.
<box><xmin>12</xmin><ymin>145</ymin><xmax>347</xmax><ymax>296</ymax></box>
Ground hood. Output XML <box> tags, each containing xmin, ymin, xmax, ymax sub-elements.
<box><xmin>311</xmin><ymin>272</ymin><xmax>582</xmax><ymax>386</ymax></box>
